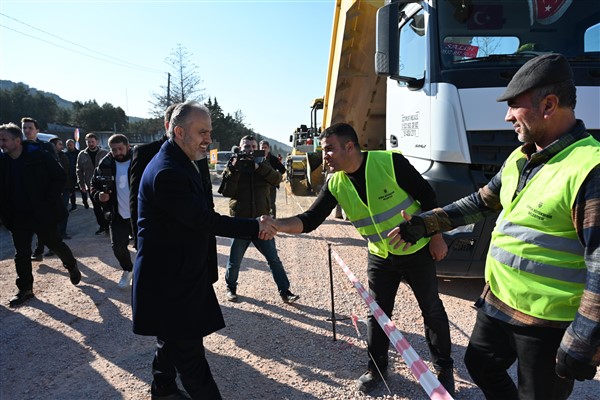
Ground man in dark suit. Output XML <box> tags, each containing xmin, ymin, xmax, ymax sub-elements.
<box><xmin>0</xmin><ymin>123</ymin><xmax>81</xmax><ymax>307</ymax></box>
<box><xmin>132</xmin><ymin>101</ymin><xmax>276</xmax><ymax>399</ymax></box>
<box><xmin>129</xmin><ymin>103</ymin><xmax>178</xmax><ymax>248</ymax></box>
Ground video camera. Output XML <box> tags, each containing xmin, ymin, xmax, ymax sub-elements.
<box><xmin>231</xmin><ymin>149</ymin><xmax>265</xmax><ymax>174</ymax></box>
<box><xmin>95</xmin><ymin>175</ymin><xmax>115</xmax><ymax>221</ymax></box>
<box><xmin>96</xmin><ymin>175</ymin><xmax>115</xmax><ymax>193</ymax></box>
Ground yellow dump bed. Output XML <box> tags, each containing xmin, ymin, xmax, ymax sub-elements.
<box><xmin>323</xmin><ymin>0</ymin><xmax>387</xmax><ymax>150</ymax></box>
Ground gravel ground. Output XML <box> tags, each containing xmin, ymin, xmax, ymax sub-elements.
<box><xmin>1</xmin><ymin>176</ymin><xmax>598</xmax><ymax>399</ymax></box>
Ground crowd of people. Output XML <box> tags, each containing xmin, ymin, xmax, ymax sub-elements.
<box><xmin>0</xmin><ymin>53</ymin><xmax>598</xmax><ymax>399</ymax></box>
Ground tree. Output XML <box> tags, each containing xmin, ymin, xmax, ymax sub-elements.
<box><xmin>150</xmin><ymin>44</ymin><xmax>205</xmax><ymax>116</ymax></box>
<box><xmin>205</xmin><ymin>97</ymin><xmax>259</xmax><ymax>152</ymax></box>
<box><xmin>71</xmin><ymin>100</ymin><xmax>128</xmax><ymax>132</ymax></box>
<box><xmin>0</xmin><ymin>83</ymin><xmax>59</xmax><ymax>129</ymax></box>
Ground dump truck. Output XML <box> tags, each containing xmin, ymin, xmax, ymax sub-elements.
<box><xmin>322</xmin><ymin>0</ymin><xmax>600</xmax><ymax>277</ymax></box>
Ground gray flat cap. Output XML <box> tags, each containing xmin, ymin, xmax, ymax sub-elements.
<box><xmin>496</xmin><ymin>53</ymin><xmax>573</xmax><ymax>102</ymax></box>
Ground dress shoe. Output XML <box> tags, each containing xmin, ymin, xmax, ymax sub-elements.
<box><xmin>84</xmin><ymin>203</ymin><xmax>90</xmax><ymax>209</ymax></box>
<box><xmin>95</xmin><ymin>227</ymin><xmax>108</xmax><ymax>235</ymax></box>
<box><xmin>437</xmin><ymin>368</ymin><xmax>455</xmax><ymax>397</ymax></box>
<box><xmin>9</xmin><ymin>289</ymin><xmax>34</xmax><ymax>307</ymax></box>
<box><xmin>31</xmin><ymin>253</ymin><xmax>43</xmax><ymax>262</ymax></box>
<box><xmin>226</xmin><ymin>288</ymin><xmax>238</xmax><ymax>302</ymax></box>
<box><xmin>356</xmin><ymin>368</ymin><xmax>388</xmax><ymax>393</ymax></box>
<box><xmin>66</xmin><ymin>264</ymin><xmax>82</xmax><ymax>285</ymax></box>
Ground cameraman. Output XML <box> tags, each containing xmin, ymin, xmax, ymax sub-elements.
<box><xmin>219</xmin><ymin>135</ymin><xmax>299</xmax><ymax>303</ymax></box>
<box><xmin>259</xmin><ymin>140</ymin><xmax>286</xmax><ymax>218</ymax></box>
<box><xmin>91</xmin><ymin>134</ymin><xmax>134</xmax><ymax>288</ymax></box>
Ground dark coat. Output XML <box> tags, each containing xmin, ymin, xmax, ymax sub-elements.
<box><xmin>132</xmin><ymin>139</ymin><xmax>259</xmax><ymax>339</ymax></box>
<box><xmin>129</xmin><ymin>135</ymin><xmax>167</xmax><ymax>242</ymax></box>
<box><xmin>223</xmin><ymin>160</ymin><xmax>282</xmax><ymax>218</ymax></box>
<box><xmin>0</xmin><ymin>142</ymin><xmax>67</xmax><ymax>230</ymax></box>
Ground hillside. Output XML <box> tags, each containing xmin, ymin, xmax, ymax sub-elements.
<box><xmin>0</xmin><ymin>80</ymin><xmax>290</xmax><ymax>151</ymax></box>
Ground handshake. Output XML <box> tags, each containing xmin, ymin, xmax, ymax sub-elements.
<box><xmin>257</xmin><ymin>215</ymin><xmax>281</xmax><ymax>240</ymax></box>
<box><xmin>256</xmin><ymin>214</ymin><xmax>304</xmax><ymax>240</ymax></box>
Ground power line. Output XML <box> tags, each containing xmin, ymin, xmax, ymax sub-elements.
<box><xmin>0</xmin><ymin>13</ymin><xmax>165</xmax><ymax>74</ymax></box>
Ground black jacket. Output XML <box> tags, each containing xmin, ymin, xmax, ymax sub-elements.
<box><xmin>0</xmin><ymin>142</ymin><xmax>67</xmax><ymax>230</ymax></box>
<box><xmin>91</xmin><ymin>149</ymin><xmax>133</xmax><ymax>222</ymax></box>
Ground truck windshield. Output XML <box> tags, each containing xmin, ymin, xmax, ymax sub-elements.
<box><xmin>437</xmin><ymin>0</ymin><xmax>600</xmax><ymax>68</ymax></box>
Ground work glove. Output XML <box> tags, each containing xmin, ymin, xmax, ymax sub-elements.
<box><xmin>398</xmin><ymin>214</ymin><xmax>427</xmax><ymax>244</ymax></box>
<box><xmin>555</xmin><ymin>348</ymin><xmax>597</xmax><ymax>381</ymax></box>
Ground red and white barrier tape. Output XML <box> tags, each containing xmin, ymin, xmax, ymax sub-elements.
<box><xmin>331</xmin><ymin>249</ymin><xmax>453</xmax><ymax>400</ymax></box>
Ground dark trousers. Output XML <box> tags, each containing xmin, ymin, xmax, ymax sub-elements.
<box><xmin>465</xmin><ymin>310</ymin><xmax>574</xmax><ymax>400</ymax></box>
<box><xmin>91</xmin><ymin>196</ymin><xmax>109</xmax><ymax>230</ymax></box>
<box><xmin>58</xmin><ymin>191</ymin><xmax>70</xmax><ymax>236</ymax></box>
<box><xmin>10</xmin><ymin>224</ymin><xmax>77</xmax><ymax>291</ymax></box>
<box><xmin>109</xmin><ymin>214</ymin><xmax>132</xmax><ymax>271</ymax></box>
<box><xmin>152</xmin><ymin>336</ymin><xmax>222</xmax><ymax>400</ymax></box>
<box><xmin>269</xmin><ymin>186</ymin><xmax>278</xmax><ymax>218</ymax></box>
<box><xmin>81</xmin><ymin>189</ymin><xmax>89</xmax><ymax>206</ymax></box>
<box><xmin>69</xmin><ymin>190</ymin><xmax>77</xmax><ymax>207</ymax></box>
<box><xmin>366</xmin><ymin>246</ymin><xmax>453</xmax><ymax>371</ymax></box>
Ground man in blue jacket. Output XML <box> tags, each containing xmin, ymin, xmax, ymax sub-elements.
<box><xmin>132</xmin><ymin>101</ymin><xmax>276</xmax><ymax>399</ymax></box>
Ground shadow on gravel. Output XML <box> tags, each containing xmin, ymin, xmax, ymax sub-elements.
<box><xmin>0</xmin><ymin>301</ymin><xmax>125</xmax><ymax>400</ymax></box>
<box><xmin>217</xmin><ymin>296</ymin><xmax>475</xmax><ymax>399</ymax></box>
<box><xmin>211</xmin><ymin>350</ymin><xmax>322</xmax><ymax>399</ymax></box>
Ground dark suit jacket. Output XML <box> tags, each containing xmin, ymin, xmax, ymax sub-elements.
<box><xmin>132</xmin><ymin>139</ymin><xmax>258</xmax><ymax>339</ymax></box>
<box><xmin>129</xmin><ymin>135</ymin><xmax>167</xmax><ymax>244</ymax></box>
<box><xmin>0</xmin><ymin>142</ymin><xmax>67</xmax><ymax>231</ymax></box>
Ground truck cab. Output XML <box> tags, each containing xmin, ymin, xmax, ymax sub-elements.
<box><xmin>375</xmin><ymin>0</ymin><xmax>600</xmax><ymax>276</ymax></box>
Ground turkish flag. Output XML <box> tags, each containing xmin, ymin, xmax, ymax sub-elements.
<box><xmin>529</xmin><ymin>0</ymin><xmax>573</xmax><ymax>25</ymax></box>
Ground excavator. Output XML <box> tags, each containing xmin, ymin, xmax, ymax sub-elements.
<box><xmin>285</xmin><ymin>97</ymin><xmax>326</xmax><ymax>196</ymax></box>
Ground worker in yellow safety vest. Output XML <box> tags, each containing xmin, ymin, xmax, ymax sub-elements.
<box><xmin>389</xmin><ymin>53</ymin><xmax>600</xmax><ymax>399</ymax></box>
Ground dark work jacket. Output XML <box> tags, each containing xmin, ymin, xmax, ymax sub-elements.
<box><xmin>90</xmin><ymin>149</ymin><xmax>133</xmax><ymax>226</ymax></box>
<box><xmin>132</xmin><ymin>139</ymin><xmax>259</xmax><ymax>340</ymax></box>
<box><xmin>0</xmin><ymin>142</ymin><xmax>67</xmax><ymax>230</ymax></box>
<box><xmin>224</xmin><ymin>160</ymin><xmax>282</xmax><ymax>218</ymax></box>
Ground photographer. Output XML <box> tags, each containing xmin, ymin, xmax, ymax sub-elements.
<box><xmin>260</xmin><ymin>140</ymin><xmax>286</xmax><ymax>218</ymax></box>
<box><xmin>219</xmin><ymin>135</ymin><xmax>299</xmax><ymax>303</ymax></box>
<box><xmin>91</xmin><ymin>134</ymin><xmax>134</xmax><ymax>288</ymax></box>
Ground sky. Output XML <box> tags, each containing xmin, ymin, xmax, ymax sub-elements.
<box><xmin>0</xmin><ymin>0</ymin><xmax>335</xmax><ymax>146</ymax></box>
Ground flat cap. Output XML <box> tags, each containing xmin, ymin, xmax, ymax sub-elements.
<box><xmin>497</xmin><ymin>53</ymin><xmax>573</xmax><ymax>102</ymax></box>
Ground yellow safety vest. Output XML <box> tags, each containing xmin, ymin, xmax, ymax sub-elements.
<box><xmin>328</xmin><ymin>151</ymin><xmax>430</xmax><ymax>258</ymax></box>
<box><xmin>487</xmin><ymin>136</ymin><xmax>600</xmax><ymax>321</ymax></box>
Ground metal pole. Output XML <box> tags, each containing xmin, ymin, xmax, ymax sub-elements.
<box><xmin>328</xmin><ymin>243</ymin><xmax>337</xmax><ymax>341</ymax></box>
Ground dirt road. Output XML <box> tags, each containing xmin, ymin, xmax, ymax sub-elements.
<box><xmin>1</xmin><ymin>179</ymin><xmax>598</xmax><ymax>399</ymax></box>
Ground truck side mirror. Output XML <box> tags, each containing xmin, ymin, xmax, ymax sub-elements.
<box><xmin>375</xmin><ymin>2</ymin><xmax>400</xmax><ymax>77</ymax></box>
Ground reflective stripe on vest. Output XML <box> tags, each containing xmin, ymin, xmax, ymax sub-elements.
<box><xmin>328</xmin><ymin>151</ymin><xmax>429</xmax><ymax>258</ymax></box>
<box><xmin>486</xmin><ymin>135</ymin><xmax>600</xmax><ymax>321</ymax></box>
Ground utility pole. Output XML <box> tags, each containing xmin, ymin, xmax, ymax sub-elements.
<box><xmin>167</xmin><ymin>72</ymin><xmax>171</xmax><ymax>105</ymax></box>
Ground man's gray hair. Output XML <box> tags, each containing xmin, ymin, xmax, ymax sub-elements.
<box><xmin>168</xmin><ymin>101</ymin><xmax>210</xmax><ymax>138</ymax></box>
